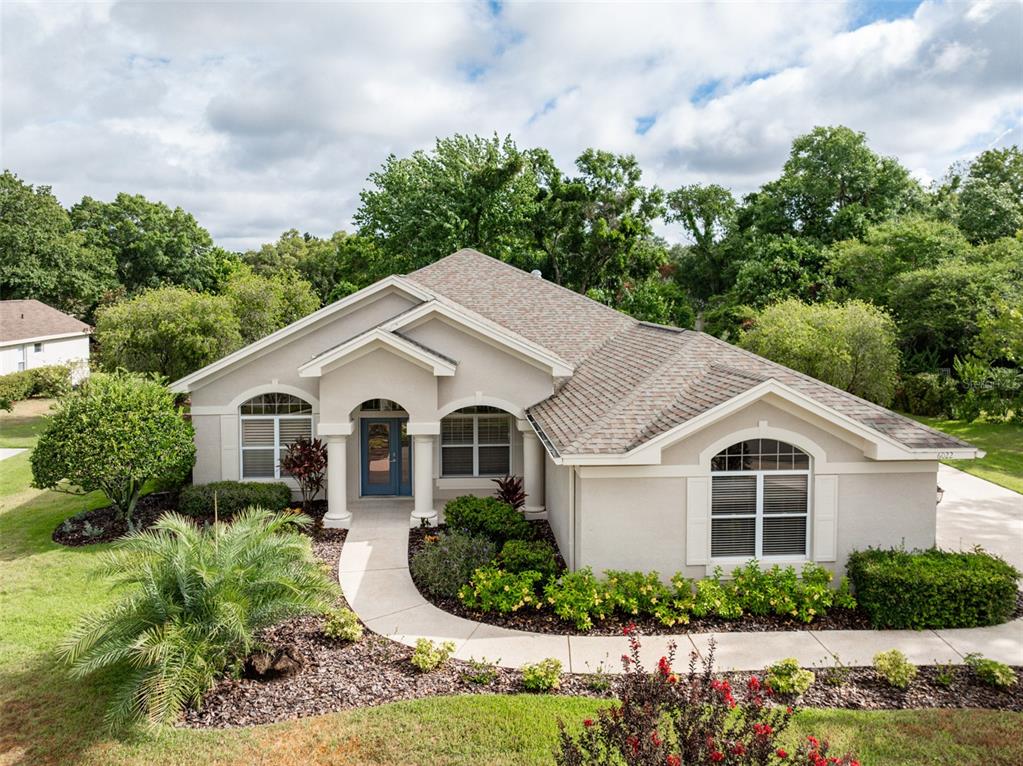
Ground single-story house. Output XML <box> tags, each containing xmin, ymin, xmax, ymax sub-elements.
<box><xmin>171</xmin><ymin>249</ymin><xmax>978</xmax><ymax>578</ymax></box>
<box><xmin>0</xmin><ymin>299</ymin><xmax>91</xmax><ymax>383</ymax></box>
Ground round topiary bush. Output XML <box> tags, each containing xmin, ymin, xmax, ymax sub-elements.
<box><xmin>443</xmin><ymin>495</ymin><xmax>533</xmax><ymax>545</ymax></box>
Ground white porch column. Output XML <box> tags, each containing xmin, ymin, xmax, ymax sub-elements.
<box><xmin>520</xmin><ymin>425</ymin><xmax>546</xmax><ymax>518</ymax></box>
<box><xmin>411</xmin><ymin>434</ymin><xmax>437</xmax><ymax>527</ymax></box>
<box><xmin>322</xmin><ymin>435</ymin><xmax>352</xmax><ymax>529</ymax></box>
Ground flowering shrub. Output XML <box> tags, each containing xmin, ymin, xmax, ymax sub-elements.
<box><xmin>499</xmin><ymin>539</ymin><xmax>561</xmax><ymax>580</ymax></box>
<box><xmin>522</xmin><ymin>657</ymin><xmax>562</xmax><ymax>692</ymax></box>
<box><xmin>410</xmin><ymin>638</ymin><xmax>456</xmax><ymax>672</ymax></box>
<box><xmin>411</xmin><ymin>531</ymin><xmax>496</xmax><ymax>598</ymax></box>
<box><xmin>555</xmin><ymin>627</ymin><xmax>860</xmax><ymax>766</ymax></box>
<box><xmin>458</xmin><ymin>566</ymin><xmax>544</xmax><ymax>612</ymax></box>
<box><xmin>544</xmin><ymin>568</ymin><xmax>615</xmax><ymax>630</ymax></box>
<box><xmin>964</xmin><ymin>653</ymin><xmax>1018</xmax><ymax>688</ymax></box>
<box><xmin>873</xmin><ymin>649</ymin><xmax>917</xmax><ymax>689</ymax></box>
<box><xmin>766</xmin><ymin>658</ymin><xmax>816</xmax><ymax>696</ymax></box>
<box><xmin>444</xmin><ymin>495</ymin><xmax>533</xmax><ymax>544</ymax></box>
<box><xmin>322</xmin><ymin>607</ymin><xmax>363</xmax><ymax>642</ymax></box>
<box><xmin>724</xmin><ymin>561</ymin><xmax>857</xmax><ymax>623</ymax></box>
<box><xmin>692</xmin><ymin>571</ymin><xmax>744</xmax><ymax>619</ymax></box>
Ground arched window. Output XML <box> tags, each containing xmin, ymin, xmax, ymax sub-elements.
<box><xmin>710</xmin><ymin>439</ymin><xmax>810</xmax><ymax>559</ymax></box>
<box><xmin>440</xmin><ymin>406</ymin><xmax>511</xmax><ymax>477</ymax></box>
<box><xmin>239</xmin><ymin>393</ymin><xmax>313</xmax><ymax>479</ymax></box>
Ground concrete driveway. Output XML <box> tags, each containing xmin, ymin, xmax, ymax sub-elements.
<box><xmin>937</xmin><ymin>464</ymin><xmax>1023</xmax><ymax>571</ymax></box>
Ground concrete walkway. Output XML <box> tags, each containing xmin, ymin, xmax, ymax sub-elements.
<box><xmin>338</xmin><ymin>497</ymin><xmax>1023</xmax><ymax>673</ymax></box>
<box><xmin>0</xmin><ymin>448</ymin><xmax>26</xmax><ymax>462</ymax></box>
<box><xmin>937</xmin><ymin>464</ymin><xmax>1023</xmax><ymax>571</ymax></box>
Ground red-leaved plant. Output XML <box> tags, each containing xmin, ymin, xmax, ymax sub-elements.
<box><xmin>492</xmin><ymin>474</ymin><xmax>526</xmax><ymax>510</ymax></box>
<box><xmin>555</xmin><ymin>627</ymin><xmax>859</xmax><ymax>766</ymax></box>
<box><xmin>280</xmin><ymin>437</ymin><xmax>327</xmax><ymax>511</ymax></box>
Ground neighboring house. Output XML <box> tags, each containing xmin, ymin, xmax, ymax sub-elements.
<box><xmin>171</xmin><ymin>249</ymin><xmax>978</xmax><ymax>577</ymax></box>
<box><xmin>0</xmin><ymin>300</ymin><xmax>91</xmax><ymax>383</ymax></box>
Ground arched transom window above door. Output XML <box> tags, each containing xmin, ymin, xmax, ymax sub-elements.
<box><xmin>710</xmin><ymin>439</ymin><xmax>810</xmax><ymax>560</ymax></box>
<box><xmin>239</xmin><ymin>393</ymin><xmax>313</xmax><ymax>479</ymax></box>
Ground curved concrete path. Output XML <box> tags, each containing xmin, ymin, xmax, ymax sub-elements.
<box><xmin>338</xmin><ymin>496</ymin><xmax>1023</xmax><ymax>673</ymax></box>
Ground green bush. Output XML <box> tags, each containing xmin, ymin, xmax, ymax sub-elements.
<box><xmin>521</xmin><ymin>658</ymin><xmax>562</xmax><ymax>692</ymax></box>
<box><xmin>691</xmin><ymin>569</ymin><xmax>744</xmax><ymax>619</ymax></box>
<box><xmin>410</xmin><ymin>638</ymin><xmax>456</xmax><ymax>673</ymax></box>
<box><xmin>58</xmin><ymin>510</ymin><xmax>336</xmax><ymax>727</ymax></box>
<box><xmin>873</xmin><ymin>649</ymin><xmax>917</xmax><ymax>689</ymax></box>
<box><xmin>544</xmin><ymin>568</ymin><xmax>615</xmax><ymax>630</ymax></box>
<box><xmin>895</xmin><ymin>372</ymin><xmax>956</xmax><ymax>417</ymax></box>
<box><xmin>965</xmin><ymin>654</ymin><xmax>1018</xmax><ymax>688</ymax></box>
<box><xmin>322</xmin><ymin>608</ymin><xmax>363</xmax><ymax>642</ymax></box>
<box><xmin>499</xmin><ymin>539</ymin><xmax>560</xmax><ymax>580</ymax></box>
<box><xmin>847</xmin><ymin>547</ymin><xmax>1019</xmax><ymax>628</ymax></box>
<box><xmin>766</xmin><ymin>658</ymin><xmax>815</xmax><ymax>695</ymax></box>
<box><xmin>458</xmin><ymin>566</ymin><xmax>544</xmax><ymax>613</ymax></box>
<box><xmin>411</xmin><ymin>531</ymin><xmax>496</xmax><ymax>598</ymax></box>
<box><xmin>728</xmin><ymin>561</ymin><xmax>856</xmax><ymax>623</ymax></box>
<box><xmin>178</xmin><ymin>481</ymin><xmax>293</xmax><ymax>518</ymax></box>
<box><xmin>443</xmin><ymin>495</ymin><xmax>532</xmax><ymax>544</ymax></box>
<box><xmin>0</xmin><ymin>364</ymin><xmax>72</xmax><ymax>406</ymax></box>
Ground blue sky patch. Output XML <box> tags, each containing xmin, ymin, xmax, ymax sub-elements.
<box><xmin>635</xmin><ymin>114</ymin><xmax>656</xmax><ymax>135</ymax></box>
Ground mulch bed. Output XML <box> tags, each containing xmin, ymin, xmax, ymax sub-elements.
<box><xmin>182</xmin><ymin>529</ymin><xmax>1023</xmax><ymax>728</ymax></box>
<box><xmin>52</xmin><ymin>495</ymin><xmax>328</xmax><ymax>547</ymax></box>
<box><xmin>408</xmin><ymin>523</ymin><xmax>874</xmax><ymax>635</ymax></box>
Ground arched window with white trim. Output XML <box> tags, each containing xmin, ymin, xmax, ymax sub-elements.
<box><xmin>239</xmin><ymin>393</ymin><xmax>313</xmax><ymax>479</ymax></box>
<box><xmin>710</xmin><ymin>439</ymin><xmax>810</xmax><ymax>559</ymax></box>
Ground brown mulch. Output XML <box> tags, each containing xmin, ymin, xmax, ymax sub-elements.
<box><xmin>52</xmin><ymin>496</ymin><xmax>329</xmax><ymax>547</ymax></box>
<box><xmin>408</xmin><ymin>524</ymin><xmax>873</xmax><ymax>635</ymax></box>
<box><xmin>182</xmin><ymin>530</ymin><xmax>1023</xmax><ymax>729</ymax></box>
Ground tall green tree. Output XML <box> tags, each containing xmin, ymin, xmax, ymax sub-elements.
<box><xmin>956</xmin><ymin>177</ymin><xmax>1023</xmax><ymax>244</ymax></box>
<box><xmin>730</xmin><ymin>235</ymin><xmax>830</xmax><ymax>308</ymax></box>
<box><xmin>70</xmin><ymin>193</ymin><xmax>237</xmax><ymax>294</ymax></box>
<box><xmin>740</xmin><ymin>126</ymin><xmax>922</xmax><ymax>244</ymax></box>
<box><xmin>223</xmin><ymin>267</ymin><xmax>320</xmax><ymax>344</ymax></box>
<box><xmin>0</xmin><ymin>171</ymin><xmax>116</xmax><ymax>318</ymax></box>
<box><xmin>739</xmin><ymin>299</ymin><xmax>901</xmax><ymax>405</ymax></box>
<box><xmin>665</xmin><ymin>183</ymin><xmax>737</xmax><ymax>304</ymax></box>
<box><xmin>95</xmin><ymin>286</ymin><xmax>242</xmax><ymax>380</ymax></box>
<box><xmin>355</xmin><ymin>134</ymin><xmax>543</xmax><ymax>271</ymax></box>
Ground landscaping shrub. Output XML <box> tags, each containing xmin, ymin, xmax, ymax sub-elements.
<box><xmin>0</xmin><ymin>364</ymin><xmax>73</xmax><ymax>407</ymax></box>
<box><xmin>462</xmin><ymin>657</ymin><xmax>500</xmax><ymax>685</ymax></box>
<box><xmin>847</xmin><ymin>547</ymin><xmax>1019</xmax><ymax>628</ymax></box>
<box><xmin>411</xmin><ymin>531</ymin><xmax>496</xmax><ymax>598</ymax></box>
<box><xmin>498</xmin><ymin>538</ymin><xmax>560</xmax><ymax>580</ymax></box>
<box><xmin>544</xmin><ymin>568</ymin><xmax>615</xmax><ymax>630</ymax></box>
<box><xmin>492</xmin><ymin>474</ymin><xmax>526</xmax><ymax>510</ymax></box>
<box><xmin>58</xmin><ymin>510</ymin><xmax>336</xmax><ymax>727</ymax></box>
<box><xmin>894</xmin><ymin>372</ymin><xmax>955</xmax><ymax>417</ymax></box>
<box><xmin>32</xmin><ymin>371</ymin><xmax>195</xmax><ymax>531</ymax></box>
<box><xmin>322</xmin><ymin>608</ymin><xmax>363</xmax><ymax>642</ymax></box>
<box><xmin>443</xmin><ymin>495</ymin><xmax>532</xmax><ymax>544</ymax></box>
<box><xmin>873</xmin><ymin>649</ymin><xmax>917</xmax><ymax>689</ymax></box>
<box><xmin>766</xmin><ymin>658</ymin><xmax>815</xmax><ymax>696</ymax></box>
<box><xmin>521</xmin><ymin>658</ymin><xmax>562</xmax><ymax>692</ymax></box>
<box><xmin>458</xmin><ymin>566</ymin><xmax>544</xmax><ymax>613</ymax></box>
<box><xmin>964</xmin><ymin>653</ymin><xmax>1018</xmax><ymax>688</ymax></box>
<box><xmin>410</xmin><ymin>638</ymin><xmax>456</xmax><ymax>672</ymax></box>
<box><xmin>280</xmin><ymin>437</ymin><xmax>327</xmax><ymax>510</ymax></box>
<box><xmin>555</xmin><ymin>628</ymin><xmax>860</xmax><ymax>766</ymax></box>
<box><xmin>691</xmin><ymin>570</ymin><xmax>744</xmax><ymax>619</ymax></box>
<box><xmin>178</xmin><ymin>481</ymin><xmax>293</xmax><ymax>519</ymax></box>
<box><xmin>729</xmin><ymin>561</ymin><xmax>856</xmax><ymax>623</ymax></box>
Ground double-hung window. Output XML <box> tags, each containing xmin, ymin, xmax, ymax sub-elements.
<box><xmin>441</xmin><ymin>406</ymin><xmax>511</xmax><ymax>477</ymax></box>
<box><xmin>239</xmin><ymin>393</ymin><xmax>313</xmax><ymax>479</ymax></box>
<box><xmin>710</xmin><ymin>439</ymin><xmax>810</xmax><ymax>559</ymax></box>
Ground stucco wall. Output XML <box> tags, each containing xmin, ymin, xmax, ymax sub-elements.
<box><xmin>0</xmin><ymin>335</ymin><xmax>90</xmax><ymax>380</ymax></box>
<box><xmin>545</xmin><ymin>454</ymin><xmax>573</xmax><ymax>567</ymax></box>
<box><xmin>836</xmin><ymin>470</ymin><xmax>938</xmax><ymax>562</ymax></box>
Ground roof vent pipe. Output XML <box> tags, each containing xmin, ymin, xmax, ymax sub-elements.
<box><xmin>530</xmin><ymin>269</ymin><xmax>542</xmax><ymax>279</ymax></box>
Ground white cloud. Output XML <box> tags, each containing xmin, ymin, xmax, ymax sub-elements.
<box><xmin>1</xmin><ymin>0</ymin><xmax>1020</xmax><ymax>251</ymax></box>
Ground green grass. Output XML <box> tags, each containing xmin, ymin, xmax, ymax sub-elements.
<box><xmin>912</xmin><ymin>415</ymin><xmax>1023</xmax><ymax>494</ymax></box>
<box><xmin>0</xmin><ymin>398</ymin><xmax>54</xmax><ymax>448</ymax></box>
<box><xmin>1</xmin><ymin>406</ymin><xmax>1021</xmax><ymax>765</ymax></box>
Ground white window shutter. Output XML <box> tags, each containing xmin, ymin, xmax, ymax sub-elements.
<box><xmin>812</xmin><ymin>474</ymin><xmax>838</xmax><ymax>562</ymax></box>
<box><xmin>686</xmin><ymin>477</ymin><xmax>710</xmax><ymax>565</ymax></box>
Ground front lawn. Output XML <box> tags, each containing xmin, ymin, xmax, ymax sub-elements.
<box><xmin>911</xmin><ymin>415</ymin><xmax>1023</xmax><ymax>494</ymax></box>
<box><xmin>2</xmin><ymin>405</ymin><xmax>1022</xmax><ymax>765</ymax></box>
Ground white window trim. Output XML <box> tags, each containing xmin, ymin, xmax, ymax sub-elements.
<box><xmin>441</xmin><ymin>413</ymin><xmax>511</xmax><ymax>478</ymax></box>
<box><xmin>239</xmin><ymin>414</ymin><xmax>314</xmax><ymax>480</ymax></box>
<box><xmin>710</xmin><ymin>467</ymin><xmax>812</xmax><ymax>562</ymax></box>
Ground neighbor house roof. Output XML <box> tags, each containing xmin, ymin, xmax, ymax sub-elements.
<box><xmin>406</xmin><ymin>250</ymin><xmax>971</xmax><ymax>457</ymax></box>
<box><xmin>0</xmin><ymin>300</ymin><xmax>91</xmax><ymax>344</ymax></box>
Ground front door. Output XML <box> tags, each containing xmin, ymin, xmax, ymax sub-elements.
<box><xmin>361</xmin><ymin>418</ymin><xmax>412</xmax><ymax>496</ymax></box>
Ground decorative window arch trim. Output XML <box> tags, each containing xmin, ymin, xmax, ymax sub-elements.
<box><xmin>237</xmin><ymin>389</ymin><xmax>316</xmax><ymax>480</ymax></box>
<box><xmin>437</xmin><ymin>394</ymin><xmax>526</xmax><ymax>420</ymax></box>
<box><xmin>698</xmin><ymin>424</ymin><xmax>827</xmax><ymax>471</ymax></box>
<box><xmin>227</xmin><ymin>384</ymin><xmax>319</xmax><ymax>414</ymax></box>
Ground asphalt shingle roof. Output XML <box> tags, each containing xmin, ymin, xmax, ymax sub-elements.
<box><xmin>408</xmin><ymin>250</ymin><xmax>970</xmax><ymax>456</ymax></box>
<box><xmin>0</xmin><ymin>300</ymin><xmax>91</xmax><ymax>344</ymax></box>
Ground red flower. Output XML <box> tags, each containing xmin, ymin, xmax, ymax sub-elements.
<box><xmin>786</xmin><ymin>706</ymin><xmax>794</xmax><ymax>714</ymax></box>
<box><xmin>583</xmin><ymin>718</ymin><xmax>594</xmax><ymax>728</ymax></box>
<box><xmin>732</xmin><ymin>742</ymin><xmax>747</xmax><ymax>755</ymax></box>
<box><xmin>776</xmin><ymin>748</ymin><xmax>789</xmax><ymax>759</ymax></box>
<box><xmin>711</xmin><ymin>751</ymin><xmax>725</xmax><ymax>762</ymax></box>
<box><xmin>657</xmin><ymin>656</ymin><xmax>672</xmax><ymax>676</ymax></box>
<box><xmin>652</xmin><ymin>730</ymin><xmax>662</xmax><ymax>746</ymax></box>
<box><xmin>666</xmin><ymin>756</ymin><xmax>682</xmax><ymax>766</ymax></box>
<box><xmin>623</xmin><ymin>622</ymin><xmax>636</xmax><ymax>636</ymax></box>
<box><xmin>748</xmin><ymin>675</ymin><xmax>761</xmax><ymax>691</ymax></box>
<box><xmin>628</xmin><ymin>736</ymin><xmax>639</xmax><ymax>755</ymax></box>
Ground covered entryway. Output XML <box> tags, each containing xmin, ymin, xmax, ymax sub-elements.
<box><xmin>360</xmin><ymin>416</ymin><xmax>413</xmax><ymax>496</ymax></box>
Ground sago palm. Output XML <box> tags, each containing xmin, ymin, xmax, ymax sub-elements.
<box><xmin>59</xmin><ymin>509</ymin><xmax>337</xmax><ymax>728</ymax></box>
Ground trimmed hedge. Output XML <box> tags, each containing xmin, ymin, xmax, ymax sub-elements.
<box><xmin>443</xmin><ymin>495</ymin><xmax>532</xmax><ymax>545</ymax></box>
<box><xmin>0</xmin><ymin>364</ymin><xmax>72</xmax><ymax>405</ymax></box>
<box><xmin>847</xmin><ymin>547</ymin><xmax>1020</xmax><ymax>629</ymax></box>
<box><xmin>178</xmin><ymin>481</ymin><xmax>293</xmax><ymax>518</ymax></box>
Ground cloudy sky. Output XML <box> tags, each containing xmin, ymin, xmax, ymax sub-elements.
<box><xmin>3</xmin><ymin>0</ymin><xmax>1021</xmax><ymax>251</ymax></box>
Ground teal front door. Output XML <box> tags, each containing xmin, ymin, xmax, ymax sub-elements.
<box><xmin>361</xmin><ymin>418</ymin><xmax>412</xmax><ymax>496</ymax></box>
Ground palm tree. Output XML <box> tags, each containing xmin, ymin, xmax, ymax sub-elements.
<box><xmin>59</xmin><ymin>509</ymin><xmax>337</xmax><ymax>728</ymax></box>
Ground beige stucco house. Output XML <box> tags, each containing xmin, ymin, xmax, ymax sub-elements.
<box><xmin>171</xmin><ymin>249</ymin><xmax>978</xmax><ymax>578</ymax></box>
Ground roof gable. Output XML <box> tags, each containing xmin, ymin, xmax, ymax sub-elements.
<box><xmin>0</xmin><ymin>300</ymin><xmax>91</xmax><ymax>344</ymax></box>
<box><xmin>298</xmin><ymin>328</ymin><xmax>456</xmax><ymax>377</ymax></box>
